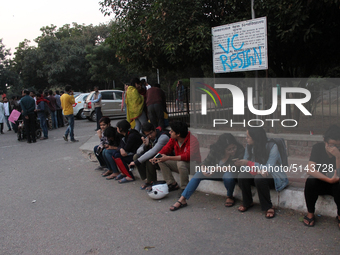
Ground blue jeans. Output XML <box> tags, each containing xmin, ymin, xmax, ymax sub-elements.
<box><xmin>5</xmin><ymin>115</ymin><xmax>11</xmax><ymax>130</ymax></box>
<box><xmin>38</xmin><ymin>114</ymin><xmax>48</xmax><ymax>138</ymax></box>
<box><xmin>102</xmin><ymin>149</ymin><xmax>119</xmax><ymax>173</ymax></box>
<box><xmin>64</xmin><ymin>114</ymin><xmax>75</xmax><ymax>140</ymax></box>
<box><xmin>181</xmin><ymin>171</ymin><xmax>237</xmax><ymax>200</ymax></box>
<box><xmin>51</xmin><ymin>111</ymin><xmax>58</xmax><ymax>129</ymax></box>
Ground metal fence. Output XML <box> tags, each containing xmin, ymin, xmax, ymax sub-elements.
<box><xmin>165</xmin><ymin>78</ymin><xmax>340</xmax><ymax>135</ymax></box>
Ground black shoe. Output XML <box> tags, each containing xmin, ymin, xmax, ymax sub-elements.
<box><xmin>63</xmin><ymin>135</ymin><xmax>68</xmax><ymax>141</ymax></box>
<box><xmin>27</xmin><ymin>140</ymin><xmax>32</xmax><ymax>143</ymax></box>
<box><xmin>33</xmin><ymin>140</ymin><xmax>37</xmax><ymax>143</ymax></box>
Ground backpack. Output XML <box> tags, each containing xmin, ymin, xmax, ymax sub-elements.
<box><xmin>266</xmin><ymin>138</ymin><xmax>288</xmax><ymax>167</ymax></box>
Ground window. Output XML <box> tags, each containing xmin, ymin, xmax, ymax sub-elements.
<box><xmin>101</xmin><ymin>91</ymin><xmax>114</xmax><ymax>100</ymax></box>
<box><xmin>115</xmin><ymin>92</ymin><xmax>123</xmax><ymax>100</ymax></box>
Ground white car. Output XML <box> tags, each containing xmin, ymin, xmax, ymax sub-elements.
<box><xmin>73</xmin><ymin>93</ymin><xmax>89</xmax><ymax>119</ymax></box>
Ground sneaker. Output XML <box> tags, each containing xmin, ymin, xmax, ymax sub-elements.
<box><xmin>70</xmin><ymin>139</ymin><xmax>79</xmax><ymax>142</ymax></box>
<box><xmin>63</xmin><ymin>135</ymin><xmax>68</xmax><ymax>141</ymax></box>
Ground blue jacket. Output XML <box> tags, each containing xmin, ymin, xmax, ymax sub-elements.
<box><xmin>243</xmin><ymin>142</ymin><xmax>289</xmax><ymax>191</ymax></box>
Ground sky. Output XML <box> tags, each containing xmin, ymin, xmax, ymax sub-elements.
<box><xmin>0</xmin><ymin>0</ymin><xmax>113</xmax><ymax>55</ymax></box>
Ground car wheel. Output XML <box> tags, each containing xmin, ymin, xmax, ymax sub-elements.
<box><xmin>77</xmin><ymin>109</ymin><xmax>87</xmax><ymax>120</ymax></box>
<box><xmin>90</xmin><ymin>111</ymin><xmax>97</xmax><ymax>122</ymax></box>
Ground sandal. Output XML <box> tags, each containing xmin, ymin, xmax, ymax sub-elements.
<box><xmin>101</xmin><ymin>170</ymin><xmax>112</xmax><ymax>177</ymax></box>
<box><xmin>238</xmin><ymin>203</ymin><xmax>254</xmax><ymax>212</ymax></box>
<box><xmin>114</xmin><ymin>174</ymin><xmax>125</xmax><ymax>180</ymax></box>
<box><xmin>303</xmin><ymin>215</ymin><xmax>315</xmax><ymax>227</ymax></box>
<box><xmin>265</xmin><ymin>208</ymin><xmax>276</xmax><ymax>219</ymax></box>
<box><xmin>170</xmin><ymin>201</ymin><xmax>188</xmax><ymax>211</ymax></box>
<box><xmin>168</xmin><ymin>182</ymin><xmax>180</xmax><ymax>192</ymax></box>
<box><xmin>106</xmin><ymin>173</ymin><xmax>119</xmax><ymax>180</ymax></box>
<box><xmin>118</xmin><ymin>177</ymin><xmax>135</xmax><ymax>184</ymax></box>
<box><xmin>224</xmin><ymin>196</ymin><xmax>235</xmax><ymax>207</ymax></box>
<box><xmin>140</xmin><ymin>182</ymin><xmax>153</xmax><ymax>190</ymax></box>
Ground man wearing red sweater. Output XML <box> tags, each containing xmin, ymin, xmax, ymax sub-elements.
<box><xmin>151</xmin><ymin>122</ymin><xmax>201</xmax><ymax>191</ymax></box>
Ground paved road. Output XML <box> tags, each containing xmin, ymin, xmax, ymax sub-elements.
<box><xmin>0</xmin><ymin>120</ymin><xmax>339</xmax><ymax>255</ymax></box>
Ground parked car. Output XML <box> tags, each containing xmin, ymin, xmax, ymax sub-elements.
<box><xmin>73</xmin><ymin>93</ymin><xmax>89</xmax><ymax>119</ymax></box>
<box><xmin>83</xmin><ymin>90</ymin><xmax>124</xmax><ymax>122</ymax></box>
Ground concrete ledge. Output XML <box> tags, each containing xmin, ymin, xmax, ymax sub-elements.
<box><xmin>80</xmin><ymin>134</ymin><xmax>337</xmax><ymax>217</ymax></box>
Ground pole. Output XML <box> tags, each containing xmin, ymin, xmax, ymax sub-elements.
<box><xmin>157</xmin><ymin>69</ymin><xmax>160</xmax><ymax>84</ymax></box>
<box><xmin>252</xmin><ymin>0</ymin><xmax>260</xmax><ymax>121</ymax></box>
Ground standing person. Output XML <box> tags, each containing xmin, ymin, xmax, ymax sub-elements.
<box><xmin>303</xmin><ymin>125</ymin><xmax>340</xmax><ymax>228</ymax></box>
<box><xmin>35</xmin><ymin>93</ymin><xmax>49</xmax><ymax>140</ymax></box>
<box><xmin>48</xmin><ymin>90</ymin><xmax>58</xmax><ymax>129</ymax></box>
<box><xmin>19</xmin><ymin>90</ymin><xmax>37</xmax><ymax>143</ymax></box>
<box><xmin>235</xmin><ymin>127</ymin><xmax>289</xmax><ymax>219</ymax></box>
<box><xmin>145</xmin><ymin>85</ymin><xmax>166</xmax><ymax>129</ymax></box>
<box><xmin>0</xmin><ymin>100</ymin><xmax>4</xmax><ymax>134</ymax></box>
<box><xmin>2</xmin><ymin>97</ymin><xmax>12</xmax><ymax>131</ymax></box>
<box><xmin>91</xmin><ymin>86</ymin><xmax>102</xmax><ymax>131</ymax></box>
<box><xmin>125</xmin><ymin>79</ymin><xmax>147</xmax><ymax>132</ymax></box>
<box><xmin>55</xmin><ymin>90</ymin><xmax>64</xmax><ymax>127</ymax></box>
<box><xmin>10</xmin><ymin>96</ymin><xmax>19</xmax><ymax>132</ymax></box>
<box><xmin>60</xmin><ymin>85</ymin><xmax>78</xmax><ymax>142</ymax></box>
<box><xmin>176</xmin><ymin>80</ymin><xmax>185</xmax><ymax>112</ymax></box>
<box><xmin>121</xmin><ymin>83</ymin><xmax>129</xmax><ymax>118</ymax></box>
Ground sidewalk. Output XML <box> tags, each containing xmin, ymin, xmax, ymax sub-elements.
<box><xmin>80</xmin><ymin>133</ymin><xmax>337</xmax><ymax>217</ymax></box>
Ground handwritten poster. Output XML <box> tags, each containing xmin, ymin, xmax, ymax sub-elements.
<box><xmin>212</xmin><ymin>17</ymin><xmax>268</xmax><ymax>73</ymax></box>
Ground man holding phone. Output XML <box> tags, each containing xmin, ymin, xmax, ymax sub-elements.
<box><xmin>60</xmin><ymin>85</ymin><xmax>78</xmax><ymax>142</ymax></box>
<box><xmin>150</xmin><ymin>122</ymin><xmax>201</xmax><ymax>191</ymax></box>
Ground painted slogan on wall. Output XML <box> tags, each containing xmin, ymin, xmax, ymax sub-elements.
<box><xmin>212</xmin><ymin>17</ymin><xmax>268</xmax><ymax>73</ymax></box>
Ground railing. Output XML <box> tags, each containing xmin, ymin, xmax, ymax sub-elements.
<box><xmin>165</xmin><ymin>78</ymin><xmax>340</xmax><ymax>135</ymax></box>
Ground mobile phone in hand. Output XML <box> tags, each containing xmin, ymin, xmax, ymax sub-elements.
<box><xmin>155</xmin><ymin>153</ymin><xmax>162</xmax><ymax>158</ymax></box>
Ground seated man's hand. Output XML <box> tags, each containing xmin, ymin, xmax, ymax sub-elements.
<box><xmin>120</xmin><ymin>148</ymin><xmax>127</xmax><ymax>157</ymax></box>
<box><xmin>234</xmin><ymin>159</ymin><xmax>248</xmax><ymax>167</ymax></box>
<box><xmin>155</xmin><ymin>154</ymin><xmax>167</xmax><ymax>163</ymax></box>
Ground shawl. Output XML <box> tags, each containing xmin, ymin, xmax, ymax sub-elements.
<box><xmin>125</xmin><ymin>86</ymin><xmax>144</xmax><ymax>129</ymax></box>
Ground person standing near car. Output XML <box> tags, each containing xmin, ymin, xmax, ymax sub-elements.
<box><xmin>20</xmin><ymin>90</ymin><xmax>37</xmax><ymax>143</ymax></box>
<box><xmin>55</xmin><ymin>90</ymin><xmax>64</xmax><ymax>127</ymax></box>
<box><xmin>91</xmin><ymin>86</ymin><xmax>102</xmax><ymax>131</ymax></box>
<box><xmin>60</xmin><ymin>85</ymin><xmax>78</xmax><ymax>142</ymax></box>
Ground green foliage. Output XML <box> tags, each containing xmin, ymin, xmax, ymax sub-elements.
<box><xmin>100</xmin><ymin>0</ymin><xmax>340</xmax><ymax>79</ymax></box>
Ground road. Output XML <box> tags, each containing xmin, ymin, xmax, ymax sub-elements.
<box><xmin>0</xmin><ymin>119</ymin><xmax>339</xmax><ymax>255</ymax></box>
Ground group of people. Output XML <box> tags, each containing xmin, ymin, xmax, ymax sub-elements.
<box><xmin>0</xmin><ymin>85</ymin><xmax>78</xmax><ymax>143</ymax></box>
<box><xmin>93</xmin><ymin>113</ymin><xmax>340</xmax><ymax>228</ymax></box>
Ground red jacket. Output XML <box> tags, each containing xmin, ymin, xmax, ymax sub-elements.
<box><xmin>158</xmin><ymin>131</ymin><xmax>201</xmax><ymax>162</ymax></box>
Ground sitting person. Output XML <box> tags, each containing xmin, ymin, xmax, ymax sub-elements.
<box><xmin>129</xmin><ymin>122</ymin><xmax>170</xmax><ymax>190</ymax></box>
<box><xmin>113</xmin><ymin>120</ymin><xmax>143</xmax><ymax>183</ymax></box>
<box><xmin>102</xmin><ymin>126</ymin><xmax>123</xmax><ymax>179</ymax></box>
<box><xmin>151</xmin><ymin>121</ymin><xmax>201</xmax><ymax>191</ymax></box>
<box><xmin>235</xmin><ymin>127</ymin><xmax>289</xmax><ymax>219</ymax></box>
<box><xmin>169</xmin><ymin>133</ymin><xmax>244</xmax><ymax>211</ymax></box>
<box><xmin>93</xmin><ymin>117</ymin><xmax>110</xmax><ymax>171</ymax></box>
<box><xmin>303</xmin><ymin>125</ymin><xmax>340</xmax><ymax>228</ymax></box>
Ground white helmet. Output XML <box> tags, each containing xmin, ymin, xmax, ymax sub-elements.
<box><xmin>147</xmin><ymin>183</ymin><xmax>169</xmax><ymax>200</ymax></box>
